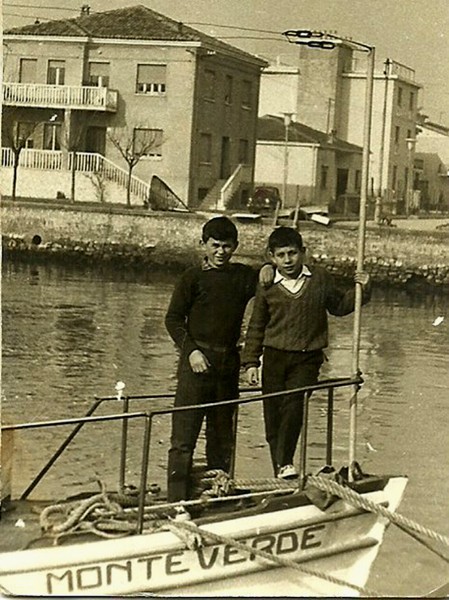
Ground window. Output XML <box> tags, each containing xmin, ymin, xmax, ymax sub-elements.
<box><xmin>199</xmin><ymin>133</ymin><xmax>212</xmax><ymax>163</ymax></box>
<box><xmin>19</xmin><ymin>58</ymin><xmax>37</xmax><ymax>83</ymax></box>
<box><xmin>397</xmin><ymin>86</ymin><xmax>402</xmax><ymax>107</ymax></box>
<box><xmin>392</xmin><ymin>165</ymin><xmax>397</xmax><ymax>190</ymax></box>
<box><xmin>203</xmin><ymin>70</ymin><xmax>216</xmax><ymax>100</ymax></box>
<box><xmin>133</xmin><ymin>128</ymin><xmax>163</xmax><ymax>157</ymax></box>
<box><xmin>241</xmin><ymin>80</ymin><xmax>252</xmax><ymax>108</ymax></box>
<box><xmin>320</xmin><ymin>165</ymin><xmax>328</xmax><ymax>190</ymax></box>
<box><xmin>17</xmin><ymin>122</ymin><xmax>36</xmax><ymax>148</ymax></box>
<box><xmin>238</xmin><ymin>139</ymin><xmax>249</xmax><ymax>164</ymax></box>
<box><xmin>43</xmin><ymin>123</ymin><xmax>62</xmax><ymax>150</ymax></box>
<box><xmin>88</xmin><ymin>62</ymin><xmax>110</xmax><ymax>87</ymax></box>
<box><xmin>355</xmin><ymin>170</ymin><xmax>361</xmax><ymax>192</ymax></box>
<box><xmin>394</xmin><ymin>125</ymin><xmax>400</xmax><ymax>144</ymax></box>
<box><xmin>136</xmin><ymin>64</ymin><xmax>166</xmax><ymax>94</ymax></box>
<box><xmin>225</xmin><ymin>75</ymin><xmax>233</xmax><ymax>104</ymax></box>
<box><xmin>409</xmin><ymin>91</ymin><xmax>414</xmax><ymax>112</ymax></box>
<box><xmin>47</xmin><ymin>60</ymin><xmax>65</xmax><ymax>85</ymax></box>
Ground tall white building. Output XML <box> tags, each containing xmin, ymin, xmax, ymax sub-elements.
<box><xmin>259</xmin><ymin>44</ymin><xmax>421</xmax><ymax>216</ymax></box>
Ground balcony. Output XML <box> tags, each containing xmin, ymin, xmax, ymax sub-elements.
<box><xmin>3</xmin><ymin>83</ymin><xmax>118</xmax><ymax>112</ymax></box>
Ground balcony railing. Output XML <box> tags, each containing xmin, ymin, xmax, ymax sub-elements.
<box><xmin>3</xmin><ymin>83</ymin><xmax>118</xmax><ymax>112</ymax></box>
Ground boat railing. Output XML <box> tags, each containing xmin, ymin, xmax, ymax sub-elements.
<box><xmin>2</xmin><ymin>375</ymin><xmax>362</xmax><ymax>533</ymax></box>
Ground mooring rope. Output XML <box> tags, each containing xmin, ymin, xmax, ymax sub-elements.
<box><xmin>169</xmin><ymin>518</ymin><xmax>383</xmax><ymax>597</ymax></box>
<box><xmin>307</xmin><ymin>476</ymin><xmax>449</xmax><ymax>549</ymax></box>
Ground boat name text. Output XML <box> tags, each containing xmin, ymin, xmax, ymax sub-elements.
<box><xmin>45</xmin><ymin>524</ymin><xmax>326</xmax><ymax>593</ymax></box>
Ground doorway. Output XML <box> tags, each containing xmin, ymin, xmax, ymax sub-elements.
<box><xmin>336</xmin><ymin>168</ymin><xmax>349</xmax><ymax>196</ymax></box>
<box><xmin>85</xmin><ymin>126</ymin><xmax>106</xmax><ymax>155</ymax></box>
<box><xmin>220</xmin><ymin>136</ymin><xmax>230</xmax><ymax>179</ymax></box>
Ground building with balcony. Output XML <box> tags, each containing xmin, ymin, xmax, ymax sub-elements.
<box><xmin>259</xmin><ymin>45</ymin><xmax>421</xmax><ymax>216</ymax></box>
<box><xmin>2</xmin><ymin>5</ymin><xmax>266</xmax><ymax>207</ymax></box>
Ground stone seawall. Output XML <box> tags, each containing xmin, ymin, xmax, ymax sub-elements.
<box><xmin>2</xmin><ymin>201</ymin><xmax>448</xmax><ymax>289</ymax></box>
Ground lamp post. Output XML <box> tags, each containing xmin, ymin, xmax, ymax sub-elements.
<box><xmin>282</xmin><ymin>112</ymin><xmax>295</xmax><ymax>208</ymax></box>
<box><xmin>405</xmin><ymin>137</ymin><xmax>416</xmax><ymax>217</ymax></box>
<box><xmin>284</xmin><ymin>29</ymin><xmax>375</xmax><ymax>479</ymax></box>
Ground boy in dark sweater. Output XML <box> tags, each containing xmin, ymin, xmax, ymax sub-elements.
<box><xmin>165</xmin><ymin>216</ymin><xmax>272</xmax><ymax>502</ymax></box>
<box><xmin>242</xmin><ymin>227</ymin><xmax>371</xmax><ymax>479</ymax></box>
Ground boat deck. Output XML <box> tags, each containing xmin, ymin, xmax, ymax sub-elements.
<box><xmin>0</xmin><ymin>474</ymin><xmax>391</xmax><ymax>556</ymax></box>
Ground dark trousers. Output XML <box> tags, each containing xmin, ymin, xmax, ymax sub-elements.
<box><xmin>262</xmin><ymin>347</ymin><xmax>323</xmax><ymax>475</ymax></box>
<box><xmin>167</xmin><ymin>348</ymin><xmax>239</xmax><ymax>502</ymax></box>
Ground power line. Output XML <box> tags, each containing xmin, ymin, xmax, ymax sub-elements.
<box><xmin>4</xmin><ymin>3</ymin><xmax>78</xmax><ymax>11</ymax></box>
<box><xmin>186</xmin><ymin>22</ymin><xmax>281</xmax><ymax>35</ymax></box>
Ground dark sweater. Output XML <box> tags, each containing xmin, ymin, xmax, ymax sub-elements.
<box><xmin>242</xmin><ymin>265</ymin><xmax>371</xmax><ymax>367</ymax></box>
<box><xmin>165</xmin><ymin>262</ymin><xmax>258</xmax><ymax>355</ymax></box>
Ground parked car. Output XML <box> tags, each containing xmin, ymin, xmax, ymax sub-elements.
<box><xmin>246</xmin><ymin>186</ymin><xmax>281</xmax><ymax>215</ymax></box>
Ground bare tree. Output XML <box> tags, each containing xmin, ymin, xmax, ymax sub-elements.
<box><xmin>108</xmin><ymin>127</ymin><xmax>162</xmax><ymax>206</ymax></box>
<box><xmin>4</xmin><ymin>114</ymin><xmax>57</xmax><ymax>200</ymax></box>
<box><xmin>61</xmin><ymin>115</ymin><xmax>95</xmax><ymax>203</ymax></box>
<box><xmin>88</xmin><ymin>169</ymin><xmax>108</xmax><ymax>203</ymax></box>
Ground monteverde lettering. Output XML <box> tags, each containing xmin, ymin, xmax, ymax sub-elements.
<box><xmin>46</xmin><ymin>524</ymin><xmax>327</xmax><ymax>593</ymax></box>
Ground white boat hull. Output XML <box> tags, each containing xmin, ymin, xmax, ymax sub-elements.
<box><xmin>0</xmin><ymin>476</ymin><xmax>407</xmax><ymax>597</ymax></box>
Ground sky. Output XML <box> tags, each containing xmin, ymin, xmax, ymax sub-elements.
<box><xmin>3</xmin><ymin>0</ymin><xmax>449</xmax><ymax>126</ymax></box>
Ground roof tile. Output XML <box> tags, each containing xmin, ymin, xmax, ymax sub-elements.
<box><xmin>5</xmin><ymin>4</ymin><xmax>266</xmax><ymax>65</ymax></box>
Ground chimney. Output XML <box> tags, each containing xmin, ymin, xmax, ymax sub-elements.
<box><xmin>177</xmin><ymin>22</ymin><xmax>183</xmax><ymax>34</ymax></box>
<box><xmin>81</xmin><ymin>4</ymin><xmax>90</xmax><ymax>16</ymax></box>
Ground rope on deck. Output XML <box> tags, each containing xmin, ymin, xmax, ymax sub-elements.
<box><xmin>307</xmin><ymin>476</ymin><xmax>449</xmax><ymax>557</ymax></box>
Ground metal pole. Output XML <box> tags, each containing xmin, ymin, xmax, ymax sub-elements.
<box><xmin>326</xmin><ymin>387</ymin><xmax>334</xmax><ymax>466</ymax></box>
<box><xmin>21</xmin><ymin>398</ymin><xmax>103</xmax><ymax>499</ymax></box>
<box><xmin>405</xmin><ymin>138</ymin><xmax>415</xmax><ymax>217</ymax></box>
<box><xmin>374</xmin><ymin>58</ymin><xmax>390</xmax><ymax>224</ymax></box>
<box><xmin>282</xmin><ymin>122</ymin><xmax>289</xmax><ymax>208</ymax></box>
<box><xmin>282</xmin><ymin>112</ymin><xmax>294</xmax><ymax>208</ymax></box>
<box><xmin>137</xmin><ymin>414</ymin><xmax>153</xmax><ymax>534</ymax></box>
<box><xmin>119</xmin><ymin>396</ymin><xmax>130</xmax><ymax>492</ymax></box>
<box><xmin>229</xmin><ymin>406</ymin><xmax>239</xmax><ymax>478</ymax></box>
<box><xmin>349</xmin><ymin>45</ymin><xmax>375</xmax><ymax>479</ymax></box>
<box><xmin>298</xmin><ymin>392</ymin><xmax>310</xmax><ymax>489</ymax></box>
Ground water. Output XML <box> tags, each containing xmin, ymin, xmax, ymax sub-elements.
<box><xmin>2</xmin><ymin>260</ymin><xmax>449</xmax><ymax>596</ymax></box>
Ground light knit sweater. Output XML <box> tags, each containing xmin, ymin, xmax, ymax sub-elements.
<box><xmin>242</xmin><ymin>265</ymin><xmax>371</xmax><ymax>367</ymax></box>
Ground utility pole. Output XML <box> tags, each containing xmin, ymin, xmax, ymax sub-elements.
<box><xmin>405</xmin><ymin>137</ymin><xmax>416</xmax><ymax>217</ymax></box>
<box><xmin>281</xmin><ymin>112</ymin><xmax>294</xmax><ymax>208</ymax></box>
<box><xmin>374</xmin><ymin>58</ymin><xmax>391</xmax><ymax>224</ymax></box>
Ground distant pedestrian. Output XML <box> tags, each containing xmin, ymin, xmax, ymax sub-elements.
<box><xmin>165</xmin><ymin>216</ymin><xmax>273</xmax><ymax>503</ymax></box>
<box><xmin>242</xmin><ymin>226</ymin><xmax>371</xmax><ymax>479</ymax></box>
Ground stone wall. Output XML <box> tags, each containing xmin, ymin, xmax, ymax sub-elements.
<box><xmin>2</xmin><ymin>201</ymin><xmax>448</xmax><ymax>288</ymax></box>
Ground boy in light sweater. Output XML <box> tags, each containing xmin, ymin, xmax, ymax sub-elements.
<box><xmin>242</xmin><ymin>227</ymin><xmax>371</xmax><ymax>479</ymax></box>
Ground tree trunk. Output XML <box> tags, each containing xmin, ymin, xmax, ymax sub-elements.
<box><xmin>71</xmin><ymin>151</ymin><xmax>76</xmax><ymax>203</ymax></box>
<box><xmin>12</xmin><ymin>151</ymin><xmax>21</xmax><ymax>201</ymax></box>
<box><xmin>127</xmin><ymin>165</ymin><xmax>133</xmax><ymax>206</ymax></box>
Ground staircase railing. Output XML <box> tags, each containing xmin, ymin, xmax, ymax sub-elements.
<box><xmin>1</xmin><ymin>148</ymin><xmax>150</xmax><ymax>203</ymax></box>
<box><xmin>220</xmin><ymin>163</ymin><xmax>252</xmax><ymax>208</ymax></box>
<box><xmin>70</xmin><ymin>153</ymin><xmax>151</xmax><ymax>202</ymax></box>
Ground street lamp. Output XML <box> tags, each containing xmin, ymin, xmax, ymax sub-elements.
<box><xmin>282</xmin><ymin>112</ymin><xmax>295</xmax><ymax>208</ymax></box>
<box><xmin>405</xmin><ymin>137</ymin><xmax>416</xmax><ymax>217</ymax></box>
<box><xmin>284</xmin><ymin>29</ymin><xmax>375</xmax><ymax>479</ymax></box>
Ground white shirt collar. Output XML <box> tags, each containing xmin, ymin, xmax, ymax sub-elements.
<box><xmin>274</xmin><ymin>264</ymin><xmax>312</xmax><ymax>284</ymax></box>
